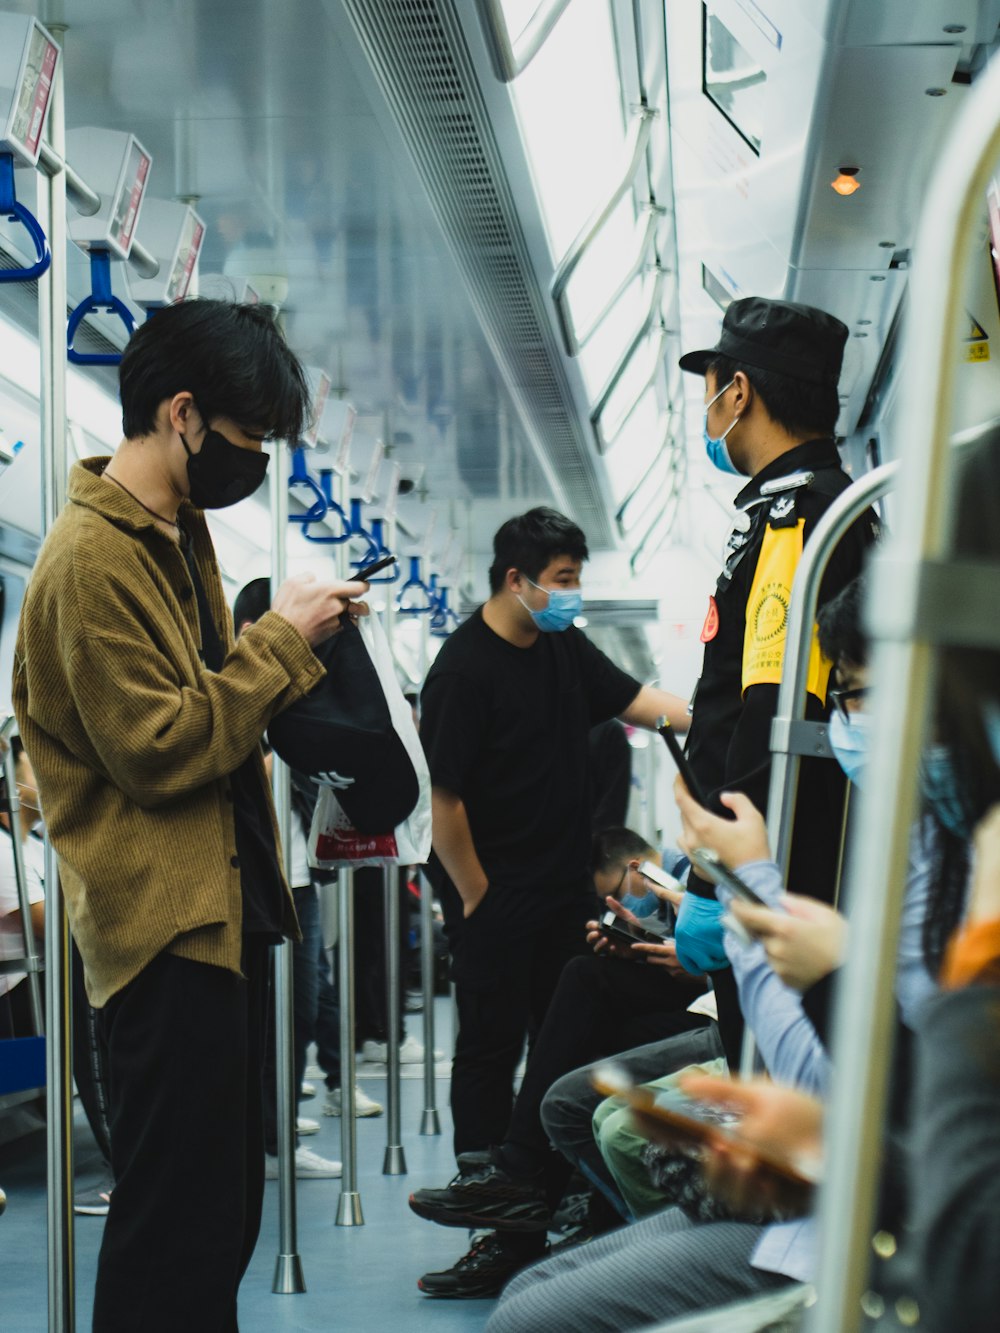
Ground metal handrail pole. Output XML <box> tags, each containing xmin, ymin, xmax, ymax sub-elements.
<box><xmin>269</xmin><ymin>440</ymin><xmax>305</xmax><ymax>1294</ymax></box>
<box><xmin>336</xmin><ymin>866</ymin><xmax>364</xmax><ymax>1225</ymax></box>
<box><xmin>380</xmin><ymin>517</ymin><xmax>406</xmax><ymax>1170</ymax></box>
<box><xmin>35</xmin><ymin>141</ymin><xmax>158</xmax><ymax>279</ymax></box>
<box><xmin>1</xmin><ymin>739</ymin><xmax>44</xmax><ymax>1030</ymax></box>
<box><xmin>552</xmin><ymin>109</ymin><xmax>658</xmax><ymax>356</ymax></box>
<box><xmin>419</xmin><ymin>866</ymin><xmax>441</xmax><ymax>1135</ymax></box>
<box><xmin>382</xmin><ymin>864</ymin><xmax>406</xmax><ymax>1173</ymax></box>
<box><xmin>37</xmin><ymin>44</ymin><xmax>75</xmax><ymax>1330</ymax></box>
<box><xmin>807</xmin><ymin>56</ymin><xmax>1000</xmax><ymax>1333</ymax></box>
<box><xmin>417</xmin><ymin>615</ymin><xmax>441</xmax><ymax>1134</ymax></box>
<box><xmin>36</xmin><ymin>142</ymin><xmax>100</xmax><ymax>216</ymax></box>
<box><xmin>765</xmin><ymin>463</ymin><xmax>898</xmax><ymax>878</ymax></box>
<box><xmin>475</xmin><ymin>0</ymin><xmax>574</xmax><ymax>82</ymax></box>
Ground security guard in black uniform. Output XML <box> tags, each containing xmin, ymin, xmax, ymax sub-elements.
<box><xmin>675</xmin><ymin>297</ymin><xmax>880</xmax><ymax>1062</ymax></box>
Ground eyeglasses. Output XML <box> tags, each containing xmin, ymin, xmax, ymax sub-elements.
<box><xmin>828</xmin><ymin>685</ymin><xmax>869</xmax><ymax>722</ymax></box>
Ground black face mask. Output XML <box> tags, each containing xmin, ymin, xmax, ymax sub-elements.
<box><xmin>179</xmin><ymin>423</ymin><xmax>269</xmax><ymax>509</ymax></box>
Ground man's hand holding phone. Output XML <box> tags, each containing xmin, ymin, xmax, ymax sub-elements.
<box><xmin>674</xmin><ymin>779</ymin><xmax>771</xmax><ymax>869</ymax></box>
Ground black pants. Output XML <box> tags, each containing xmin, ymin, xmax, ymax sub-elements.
<box><xmin>505</xmin><ymin>952</ymin><xmax>709</xmax><ymax>1167</ymax></box>
<box><xmin>449</xmin><ymin>899</ymin><xmax>592</xmax><ymax>1157</ymax></box>
<box><xmin>353</xmin><ymin>866</ymin><xmax>410</xmax><ymax>1045</ymax></box>
<box><xmin>93</xmin><ymin>940</ymin><xmax>270</xmax><ymax>1333</ymax></box>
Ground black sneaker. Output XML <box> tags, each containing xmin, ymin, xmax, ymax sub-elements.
<box><xmin>417</xmin><ymin>1232</ymin><xmax>535</xmax><ymax>1299</ymax></box>
<box><xmin>409</xmin><ymin>1156</ymin><xmax>550</xmax><ymax>1233</ymax></box>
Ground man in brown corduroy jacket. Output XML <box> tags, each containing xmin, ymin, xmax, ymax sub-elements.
<box><xmin>13</xmin><ymin>301</ymin><xmax>368</xmax><ymax>1332</ymax></box>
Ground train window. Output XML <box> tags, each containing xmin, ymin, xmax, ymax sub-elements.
<box><xmin>701</xmin><ymin>262</ymin><xmax>736</xmax><ymax>312</ymax></box>
<box><xmin>562</xmin><ymin>194</ymin><xmax>646</xmax><ymax>343</ymax></box>
<box><xmin>508</xmin><ymin>0</ymin><xmax>625</xmax><ymax>256</ymax></box>
<box><xmin>578</xmin><ymin>265</ymin><xmax>656</xmax><ymax>399</ymax></box>
<box><xmin>702</xmin><ymin>4</ymin><xmax>766</xmax><ymax>156</ymax></box>
<box><xmin>605</xmin><ymin>387</ymin><xmax>662</xmax><ymax>494</ymax></box>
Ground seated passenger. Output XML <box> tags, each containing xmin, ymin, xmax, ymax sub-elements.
<box><xmin>410</xmin><ymin>827</ymin><xmax>710</xmax><ymax>1299</ymax></box>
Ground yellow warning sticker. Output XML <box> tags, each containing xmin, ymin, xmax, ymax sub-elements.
<box><xmin>742</xmin><ymin>520</ymin><xmax>833</xmax><ymax>698</ymax></box>
<box><xmin>967</xmin><ymin>314</ymin><xmax>988</xmax><ymax>341</ymax></box>
<box><xmin>965</xmin><ymin>341</ymin><xmax>991</xmax><ymax>362</ymax></box>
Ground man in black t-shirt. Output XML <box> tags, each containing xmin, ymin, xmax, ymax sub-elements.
<box><xmin>414</xmin><ymin>507</ymin><xmax>689</xmax><ymax>1291</ymax></box>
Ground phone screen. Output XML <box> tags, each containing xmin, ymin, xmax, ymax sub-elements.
<box><xmin>353</xmin><ymin>553</ymin><xmax>397</xmax><ymax>581</ymax></box>
<box><xmin>656</xmin><ymin>720</ymin><xmax>708</xmax><ymax>806</ymax></box>
<box><xmin>600</xmin><ymin>910</ymin><xmax>670</xmax><ymax>946</ymax></box>
<box><xmin>689</xmin><ymin>848</ymin><xmax>766</xmax><ymax>907</ymax></box>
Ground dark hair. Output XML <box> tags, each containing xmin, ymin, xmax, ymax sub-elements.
<box><xmin>119</xmin><ymin>301</ymin><xmax>311</xmax><ymax>442</ymax></box>
<box><xmin>488</xmin><ymin>507</ymin><xmax>588</xmax><ymax>594</ymax></box>
<box><xmin>817</xmin><ymin>577</ymin><xmax>868</xmax><ymax>668</ymax></box>
<box><xmin>923</xmin><ymin>431</ymin><xmax>1000</xmax><ymax>973</ymax></box>
<box><xmin>233</xmin><ymin>577</ymin><xmax>271</xmax><ymax>634</ymax></box>
<box><xmin>592</xmin><ymin>826</ymin><xmax>655</xmax><ymax>874</ymax></box>
<box><xmin>708</xmin><ymin>354</ymin><xmax>840</xmax><ymax>439</ymax></box>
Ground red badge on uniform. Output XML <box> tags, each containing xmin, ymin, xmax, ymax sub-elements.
<box><xmin>700</xmin><ymin>596</ymin><xmax>720</xmax><ymax>643</ymax></box>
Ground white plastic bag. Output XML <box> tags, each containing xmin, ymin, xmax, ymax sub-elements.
<box><xmin>307</xmin><ymin>610</ymin><xmax>431</xmax><ymax>870</ymax></box>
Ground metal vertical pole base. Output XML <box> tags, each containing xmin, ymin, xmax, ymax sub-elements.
<box><xmin>420</xmin><ymin>1108</ymin><xmax>442</xmax><ymax>1137</ymax></box>
<box><xmin>335</xmin><ymin>1192</ymin><xmax>365</xmax><ymax>1226</ymax></box>
<box><xmin>272</xmin><ymin>1253</ymin><xmax>306</xmax><ymax>1295</ymax></box>
<box><xmin>382</xmin><ymin>1143</ymin><xmax>408</xmax><ymax>1175</ymax></box>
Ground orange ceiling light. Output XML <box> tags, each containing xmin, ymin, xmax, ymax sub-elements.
<box><xmin>831</xmin><ymin>166</ymin><xmax>861</xmax><ymax>196</ymax></box>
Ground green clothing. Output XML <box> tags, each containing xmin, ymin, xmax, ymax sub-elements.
<box><xmin>593</xmin><ymin>1057</ymin><xmax>728</xmax><ymax>1218</ymax></box>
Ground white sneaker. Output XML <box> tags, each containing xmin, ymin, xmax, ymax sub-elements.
<box><xmin>297</xmin><ymin>1116</ymin><xmax>320</xmax><ymax>1136</ymax></box>
<box><xmin>300</xmin><ymin>1080</ymin><xmax>316</xmax><ymax>1099</ymax></box>
<box><xmin>324</xmin><ymin>1085</ymin><xmax>384</xmax><ymax>1118</ymax></box>
<box><xmin>360</xmin><ymin>1034</ymin><xmax>442</xmax><ymax>1064</ymax></box>
<box><xmin>265</xmin><ymin>1147</ymin><xmax>342</xmax><ymax>1180</ymax></box>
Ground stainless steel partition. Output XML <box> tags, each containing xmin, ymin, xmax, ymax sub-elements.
<box><xmin>809</xmin><ymin>54</ymin><xmax>1000</xmax><ymax>1333</ymax></box>
<box><xmin>0</xmin><ymin>718</ymin><xmax>44</xmax><ymax>1030</ymax></box>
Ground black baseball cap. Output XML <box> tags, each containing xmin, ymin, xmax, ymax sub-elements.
<box><xmin>678</xmin><ymin>297</ymin><xmax>848</xmax><ymax>387</ymax></box>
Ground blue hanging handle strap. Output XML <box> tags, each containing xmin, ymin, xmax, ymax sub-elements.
<box><xmin>0</xmin><ymin>153</ymin><xmax>51</xmax><ymax>283</ymax></box>
<box><xmin>357</xmin><ymin>518</ymin><xmax>399</xmax><ymax>583</ymax></box>
<box><xmin>302</xmin><ymin>469</ymin><xmax>351</xmax><ymax>544</ymax></box>
<box><xmin>347</xmin><ymin>497</ymin><xmax>380</xmax><ymax>568</ymax></box>
<box><xmin>396</xmin><ymin>556</ymin><xmax>435</xmax><ymax>613</ymax></box>
<box><xmin>287</xmin><ymin>448</ymin><xmax>328</xmax><ymax>524</ymax></box>
<box><xmin>67</xmin><ymin>250</ymin><xmax>136</xmax><ymax>365</ymax></box>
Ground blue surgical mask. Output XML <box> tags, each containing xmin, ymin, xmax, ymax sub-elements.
<box><xmin>518</xmin><ymin>575</ymin><xmax>582</xmax><ymax>633</ymax></box>
<box><xmin>920</xmin><ymin>744</ymin><xmax>973</xmax><ymax>840</ymax></box>
<box><xmin>703</xmin><ymin>378</ymin><xmax>742</xmax><ymax>476</ymax></box>
<box><xmin>829</xmin><ymin>710</ymin><xmax>870</xmax><ymax>788</ymax></box>
<box><xmin>618</xmin><ymin>868</ymin><xmax>660</xmax><ymax>918</ymax></box>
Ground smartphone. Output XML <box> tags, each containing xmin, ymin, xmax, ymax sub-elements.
<box><xmin>688</xmin><ymin>847</ymin><xmax>767</xmax><ymax>907</ymax></box>
<box><xmin>590</xmin><ymin>1065</ymin><xmax>819</xmax><ymax>1192</ymax></box>
<box><xmin>638</xmin><ymin>860</ymin><xmax>684</xmax><ymax>896</ymax></box>
<box><xmin>353</xmin><ymin>553</ymin><xmax>397</xmax><ymax>581</ymax></box>
<box><xmin>656</xmin><ymin>717</ymin><xmax>708</xmax><ymax>806</ymax></box>
<box><xmin>600</xmin><ymin>909</ymin><xmax>671</xmax><ymax>948</ymax></box>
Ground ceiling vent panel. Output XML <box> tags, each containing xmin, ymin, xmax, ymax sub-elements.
<box><xmin>341</xmin><ymin>0</ymin><xmax>612</xmax><ymax>544</ymax></box>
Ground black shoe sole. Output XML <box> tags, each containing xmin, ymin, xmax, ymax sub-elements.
<box><xmin>408</xmin><ymin>1193</ymin><xmax>550</xmax><ymax>1233</ymax></box>
<box><xmin>417</xmin><ymin>1278</ymin><xmax>506</xmax><ymax>1299</ymax></box>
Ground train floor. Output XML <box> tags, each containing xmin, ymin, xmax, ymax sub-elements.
<box><xmin>0</xmin><ymin>999</ymin><xmax>502</xmax><ymax>1332</ymax></box>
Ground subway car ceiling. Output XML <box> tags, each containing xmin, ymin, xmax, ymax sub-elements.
<box><xmin>1</xmin><ymin>0</ymin><xmax>1000</xmax><ymax>692</ymax></box>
